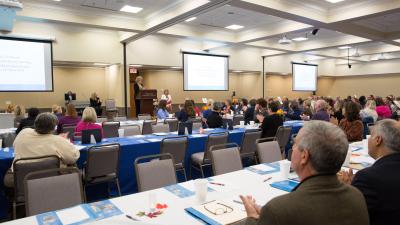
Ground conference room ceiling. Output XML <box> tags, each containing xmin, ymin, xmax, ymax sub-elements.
<box><xmin>17</xmin><ymin>0</ymin><xmax>400</xmax><ymax>64</ymax></box>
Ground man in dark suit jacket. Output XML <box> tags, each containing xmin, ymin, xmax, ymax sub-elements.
<box><xmin>244</xmin><ymin>99</ymin><xmax>256</xmax><ymax>125</ymax></box>
<box><xmin>16</xmin><ymin>107</ymin><xmax>40</xmax><ymax>134</ymax></box>
<box><xmin>339</xmin><ymin>119</ymin><xmax>400</xmax><ymax>225</ymax></box>
<box><xmin>257</xmin><ymin>102</ymin><xmax>283</xmax><ymax>138</ymax></box>
<box><xmin>241</xmin><ymin>121</ymin><xmax>369</xmax><ymax>225</ymax></box>
<box><xmin>206</xmin><ymin>102</ymin><xmax>223</xmax><ymax>128</ymax></box>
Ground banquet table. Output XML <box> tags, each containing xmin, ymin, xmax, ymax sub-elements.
<box><xmin>1</xmin><ymin>140</ymin><xmax>374</xmax><ymax>225</ymax></box>
<box><xmin>0</xmin><ymin>121</ymin><xmax>304</xmax><ymax>220</ymax></box>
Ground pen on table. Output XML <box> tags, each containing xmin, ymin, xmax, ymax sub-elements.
<box><xmin>263</xmin><ymin>177</ymin><xmax>272</xmax><ymax>182</ymax></box>
<box><xmin>126</xmin><ymin>214</ymin><xmax>139</xmax><ymax>221</ymax></box>
<box><xmin>233</xmin><ymin>200</ymin><xmax>243</xmax><ymax>205</ymax></box>
<box><xmin>209</xmin><ymin>182</ymin><xmax>225</xmax><ymax>186</ymax></box>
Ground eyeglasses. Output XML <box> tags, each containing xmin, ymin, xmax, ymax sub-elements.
<box><xmin>204</xmin><ymin>202</ymin><xmax>234</xmax><ymax>215</ymax></box>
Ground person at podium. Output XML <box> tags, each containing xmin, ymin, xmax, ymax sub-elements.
<box><xmin>134</xmin><ymin>76</ymin><xmax>145</xmax><ymax>116</ymax></box>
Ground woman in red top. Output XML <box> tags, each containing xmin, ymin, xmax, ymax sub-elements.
<box><xmin>75</xmin><ymin>107</ymin><xmax>103</xmax><ymax>138</ymax></box>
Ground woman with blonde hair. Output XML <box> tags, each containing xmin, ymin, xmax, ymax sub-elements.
<box><xmin>134</xmin><ymin>76</ymin><xmax>145</xmax><ymax>116</ymax></box>
<box><xmin>13</xmin><ymin>105</ymin><xmax>25</xmax><ymax>128</ymax></box>
<box><xmin>90</xmin><ymin>92</ymin><xmax>102</xmax><ymax>116</ymax></box>
<box><xmin>161</xmin><ymin>89</ymin><xmax>172</xmax><ymax>111</ymax></box>
<box><xmin>74</xmin><ymin>107</ymin><xmax>103</xmax><ymax>138</ymax></box>
<box><xmin>57</xmin><ymin>103</ymin><xmax>81</xmax><ymax>134</ymax></box>
<box><xmin>51</xmin><ymin>104</ymin><xmax>63</xmax><ymax>120</ymax></box>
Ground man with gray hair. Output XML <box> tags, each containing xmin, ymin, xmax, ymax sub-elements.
<box><xmin>339</xmin><ymin>119</ymin><xmax>400</xmax><ymax>225</ymax></box>
<box><xmin>241</xmin><ymin>121</ymin><xmax>369</xmax><ymax>225</ymax></box>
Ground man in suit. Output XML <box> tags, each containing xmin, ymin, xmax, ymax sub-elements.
<box><xmin>244</xmin><ymin>99</ymin><xmax>256</xmax><ymax>125</ymax></box>
<box><xmin>206</xmin><ymin>102</ymin><xmax>223</xmax><ymax>128</ymax></box>
<box><xmin>338</xmin><ymin>119</ymin><xmax>400</xmax><ymax>225</ymax></box>
<box><xmin>241</xmin><ymin>121</ymin><xmax>369</xmax><ymax>225</ymax></box>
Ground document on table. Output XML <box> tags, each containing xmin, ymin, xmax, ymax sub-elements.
<box><xmin>56</xmin><ymin>206</ymin><xmax>91</xmax><ymax>224</ymax></box>
<box><xmin>252</xmin><ymin>164</ymin><xmax>276</xmax><ymax>172</ymax></box>
<box><xmin>146</xmin><ymin>138</ymin><xmax>162</xmax><ymax>142</ymax></box>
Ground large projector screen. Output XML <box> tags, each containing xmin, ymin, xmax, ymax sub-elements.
<box><xmin>292</xmin><ymin>62</ymin><xmax>318</xmax><ymax>91</ymax></box>
<box><xmin>0</xmin><ymin>37</ymin><xmax>53</xmax><ymax>92</ymax></box>
<box><xmin>183</xmin><ymin>52</ymin><xmax>228</xmax><ymax>91</ymax></box>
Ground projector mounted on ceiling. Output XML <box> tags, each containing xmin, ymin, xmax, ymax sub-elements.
<box><xmin>0</xmin><ymin>0</ymin><xmax>23</xmax><ymax>33</ymax></box>
<box><xmin>0</xmin><ymin>0</ymin><xmax>22</xmax><ymax>8</ymax></box>
<box><xmin>278</xmin><ymin>35</ymin><xmax>292</xmax><ymax>45</ymax></box>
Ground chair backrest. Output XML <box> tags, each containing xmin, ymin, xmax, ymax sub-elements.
<box><xmin>84</xmin><ymin>144</ymin><xmax>120</xmax><ymax>180</ymax></box>
<box><xmin>142</xmin><ymin>121</ymin><xmax>153</xmax><ymax>135</ymax></box>
<box><xmin>24</xmin><ymin>167</ymin><xmax>84</xmax><ymax>216</ymax></box>
<box><xmin>164</xmin><ymin>119</ymin><xmax>178</xmax><ymax>132</ymax></box>
<box><xmin>115</xmin><ymin>116</ymin><xmax>127</xmax><ymax>121</ymax></box>
<box><xmin>134</xmin><ymin>153</ymin><xmax>177</xmax><ymax>192</ymax></box>
<box><xmin>138</xmin><ymin>114</ymin><xmax>152</xmax><ymax>120</ymax></box>
<box><xmin>123</xmin><ymin>125</ymin><xmax>141</xmax><ymax>136</ymax></box>
<box><xmin>160</xmin><ymin>136</ymin><xmax>188</xmax><ymax>166</ymax></box>
<box><xmin>275</xmin><ymin>126</ymin><xmax>292</xmax><ymax>153</ymax></box>
<box><xmin>62</xmin><ymin>124</ymin><xmax>76</xmax><ymax>141</ymax></box>
<box><xmin>240</xmin><ymin>130</ymin><xmax>262</xmax><ymax>157</ymax></box>
<box><xmin>367</xmin><ymin>123</ymin><xmax>375</xmax><ymax>134</ymax></box>
<box><xmin>362</xmin><ymin>117</ymin><xmax>374</xmax><ymax>138</ymax></box>
<box><xmin>256</xmin><ymin>137</ymin><xmax>281</xmax><ymax>163</ymax></box>
<box><xmin>233</xmin><ymin>115</ymin><xmax>244</xmax><ymax>126</ymax></box>
<box><xmin>13</xmin><ymin>155</ymin><xmax>60</xmax><ymax>201</ymax></box>
<box><xmin>152</xmin><ymin>123</ymin><xmax>170</xmax><ymax>133</ymax></box>
<box><xmin>105</xmin><ymin>99</ymin><xmax>116</xmax><ymax>111</ymax></box>
<box><xmin>102</xmin><ymin>121</ymin><xmax>120</xmax><ymax>138</ymax></box>
<box><xmin>204</xmin><ymin>132</ymin><xmax>229</xmax><ymax>162</ymax></box>
<box><xmin>287</xmin><ymin>134</ymin><xmax>297</xmax><ymax>160</ymax></box>
<box><xmin>210</xmin><ymin>143</ymin><xmax>243</xmax><ymax>175</ymax></box>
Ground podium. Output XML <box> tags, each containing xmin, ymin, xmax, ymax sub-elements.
<box><xmin>138</xmin><ymin>89</ymin><xmax>157</xmax><ymax>115</ymax></box>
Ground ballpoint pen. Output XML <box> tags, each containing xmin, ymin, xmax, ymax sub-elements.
<box><xmin>210</xmin><ymin>182</ymin><xmax>225</xmax><ymax>186</ymax></box>
<box><xmin>263</xmin><ymin>177</ymin><xmax>272</xmax><ymax>182</ymax></box>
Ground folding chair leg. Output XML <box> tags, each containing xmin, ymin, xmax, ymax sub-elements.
<box><xmin>13</xmin><ymin>201</ymin><xmax>16</xmax><ymax>220</ymax></box>
<box><xmin>189</xmin><ymin>162</ymin><xmax>193</xmax><ymax>180</ymax></box>
<box><xmin>115</xmin><ymin>178</ymin><xmax>122</xmax><ymax>196</ymax></box>
<box><xmin>200</xmin><ymin>165</ymin><xmax>205</xmax><ymax>178</ymax></box>
<box><xmin>182</xmin><ymin>168</ymin><xmax>188</xmax><ymax>181</ymax></box>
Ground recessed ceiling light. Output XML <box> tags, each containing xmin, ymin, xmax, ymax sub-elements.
<box><xmin>171</xmin><ymin>66</ymin><xmax>181</xmax><ymax>69</ymax></box>
<box><xmin>225</xmin><ymin>24</ymin><xmax>244</xmax><ymax>30</ymax></box>
<box><xmin>292</xmin><ymin>37</ymin><xmax>308</xmax><ymax>42</ymax></box>
<box><xmin>338</xmin><ymin>46</ymin><xmax>352</xmax><ymax>49</ymax></box>
<box><xmin>53</xmin><ymin>0</ymin><xmax>62</xmax><ymax>1</ymax></box>
<box><xmin>185</xmin><ymin>17</ymin><xmax>196</xmax><ymax>22</ymax></box>
<box><xmin>130</xmin><ymin>64</ymin><xmax>142</xmax><ymax>67</ymax></box>
<box><xmin>120</xmin><ymin>5</ymin><xmax>143</xmax><ymax>14</ymax></box>
<box><xmin>325</xmin><ymin>0</ymin><xmax>345</xmax><ymax>3</ymax></box>
<box><xmin>233</xmin><ymin>70</ymin><xmax>243</xmax><ymax>73</ymax></box>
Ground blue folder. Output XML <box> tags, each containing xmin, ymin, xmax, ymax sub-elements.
<box><xmin>185</xmin><ymin>207</ymin><xmax>222</xmax><ymax>225</ymax></box>
<box><xmin>270</xmin><ymin>180</ymin><xmax>299</xmax><ymax>192</ymax></box>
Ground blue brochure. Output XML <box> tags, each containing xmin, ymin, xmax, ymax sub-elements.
<box><xmin>164</xmin><ymin>184</ymin><xmax>195</xmax><ymax>198</ymax></box>
<box><xmin>84</xmin><ymin>199</ymin><xmax>123</xmax><ymax>219</ymax></box>
<box><xmin>270</xmin><ymin>180</ymin><xmax>299</xmax><ymax>192</ymax></box>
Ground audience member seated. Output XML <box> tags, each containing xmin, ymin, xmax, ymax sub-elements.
<box><xmin>239</xmin><ymin>98</ymin><xmax>248</xmax><ymax>113</ymax></box>
<box><xmin>375</xmin><ymin>97</ymin><xmax>392</xmax><ymax>119</ymax></box>
<box><xmin>285</xmin><ymin>100</ymin><xmax>302</xmax><ymax>120</ymax></box>
<box><xmin>202</xmin><ymin>99</ymin><xmax>214</xmax><ymax>119</ymax></box>
<box><xmin>90</xmin><ymin>92</ymin><xmax>102</xmax><ymax>116</ymax></box>
<box><xmin>52</xmin><ymin>104</ymin><xmax>63</xmax><ymax>121</ymax></box>
<box><xmin>338</xmin><ymin>119</ymin><xmax>400</xmax><ymax>225</ymax></box>
<box><xmin>191</xmin><ymin>100</ymin><xmax>201</xmax><ymax>117</ymax></box>
<box><xmin>331</xmin><ymin>99</ymin><xmax>344</xmax><ymax>124</ymax></box>
<box><xmin>241</xmin><ymin>121</ymin><xmax>369</xmax><ymax>225</ymax></box>
<box><xmin>223</xmin><ymin>99</ymin><xmax>233</xmax><ymax>115</ymax></box>
<box><xmin>16</xmin><ymin>107</ymin><xmax>39</xmax><ymax>135</ymax></box>
<box><xmin>3</xmin><ymin>113</ymin><xmax>80</xmax><ymax>188</ymax></box>
<box><xmin>177</xmin><ymin>100</ymin><xmax>196</xmax><ymax>122</ymax></box>
<box><xmin>75</xmin><ymin>107</ymin><xmax>103</xmax><ymax>138</ymax></box>
<box><xmin>360</xmin><ymin>100</ymin><xmax>378</xmax><ymax>122</ymax></box>
<box><xmin>255</xmin><ymin>98</ymin><xmax>268</xmax><ymax>123</ymax></box>
<box><xmin>156</xmin><ymin>99</ymin><xmax>169</xmax><ymax>120</ymax></box>
<box><xmin>301</xmin><ymin>99</ymin><xmax>313</xmax><ymax>119</ymax></box>
<box><xmin>57</xmin><ymin>104</ymin><xmax>81</xmax><ymax>134</ymax></box>
<box><xmin>257</xmin><ymin>101</ymin><xmax>283</xmax><ymax>138</ymax></box>
<box><xmin>244</xmin><ymin>99</ymin><xmax>256</xmax><ymax>125</ymax></box>
<box><xmin>161</xmin><ymin>89</ymin><xmax>172</xmax><ymax>111</ymax></box>
<box><xmin>306</xmin><ymin>99</ymin><xmax>330</xmax><ymax>121</ymax></box>
<box><xmin>339</xmin><ymin>101</ymin><xmax>364</xmax><ymax>142</ymax></box>
<box><xmin>13</xmin><ymin>105</ymin><xmax>25</xmax><ymax>128</ymax></box>
<box><xmin>206</xmin><ymin>102</ymin><xmax>223</xmax><ymax>128</ymax></box>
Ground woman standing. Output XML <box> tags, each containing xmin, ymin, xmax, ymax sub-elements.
<box><xmin>90</xmin><ymin>92</ymin><xmax>102</xmax><ymax>116</ymax></box>
<box><xmin>134</xmin><ymin>76</ymin><xmax>145</xmax><ymax>117</ymax></box>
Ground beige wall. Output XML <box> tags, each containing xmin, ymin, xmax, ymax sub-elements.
<box><xmin>0</xmin><ymin>67</ymin><xmax>106</xmax><ymax>108</ymax></box>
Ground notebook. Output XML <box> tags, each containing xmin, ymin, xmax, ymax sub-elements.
<box><xmin>185</xmin><ymin>200</ymin><xmax>246</xmax><ymax>225</ymax></box>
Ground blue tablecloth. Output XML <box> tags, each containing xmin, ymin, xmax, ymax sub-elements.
<box><xmin>0</xmin><ymin>121</ymin><xmax>303</xmax><ymax>219</ymax></box>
